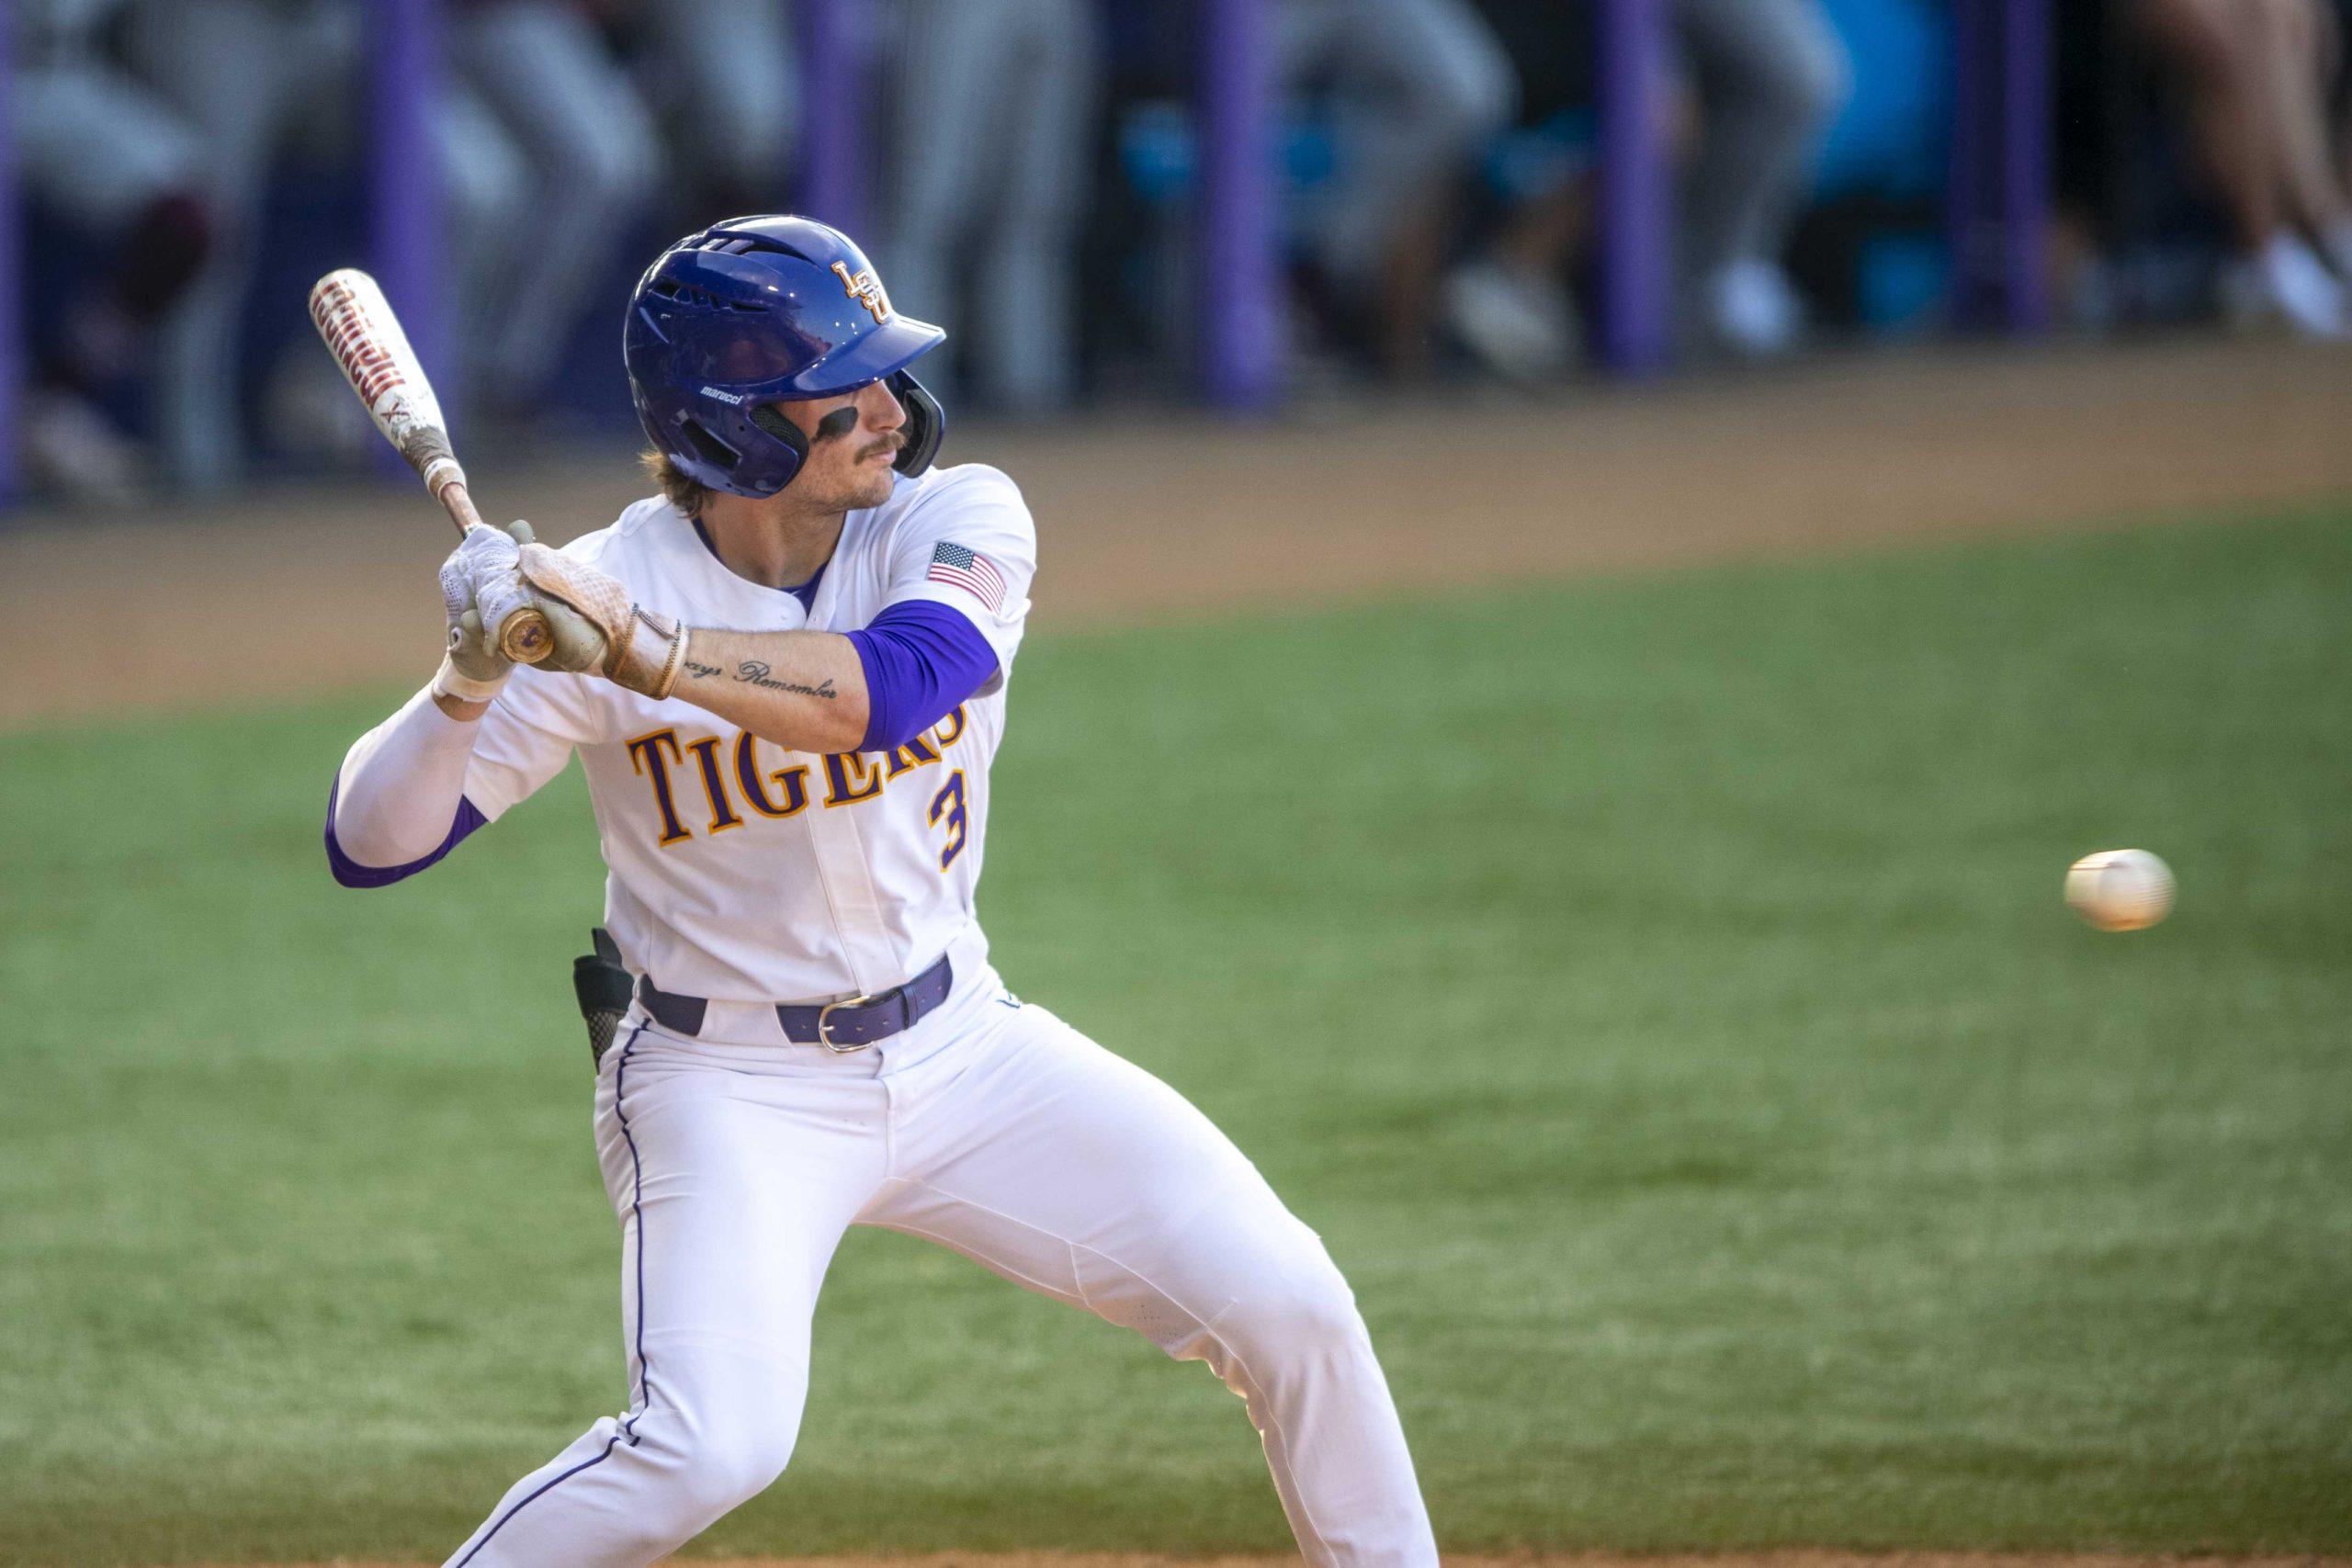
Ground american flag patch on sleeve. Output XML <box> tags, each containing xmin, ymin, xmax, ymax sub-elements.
<box><xmin>926</xmin><ymin>542</ymin><xmax>1007</xmax><ymax>612</ymax></box>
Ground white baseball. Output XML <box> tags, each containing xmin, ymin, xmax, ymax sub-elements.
<box><xmin>2064</xmin><ymin>848</ymin><xmax>2176</xmax><ymax>931</ymax></box>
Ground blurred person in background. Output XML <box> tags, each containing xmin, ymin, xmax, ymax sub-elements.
<box><xmin>449</xmin><ymin>0</ymin><xmax>661</xmax><ymax>414</ymax></box>
<box><xmin>1275</xmin><ymin>0</ymin><xmax>1517</xmax><ymax>379</ymax></box>
<box><xmin>620</xmin><ymin>0</ymin><xmax>800</xmax><ymax>226</ymax></box>
<box><xmin>1673</xmin><ymin>0</ymin><xmax>1849</xmax><ymax>357</ymax></box>
<box><xmin>2132</xmin><ymin>0</ymin><xmax>2352</xmax><ymax>338</ymax></box>
<box><xmin>130</xmin><ymin>0</ymin><xmax>531</xmax><ymax>490</ymax></box>
<box><xmin>874</xmin><ymin>0</ymin><xmax>1099</xmax><ymax>413</ymax></box>
<box><xmin>10</xmin><ymin>0</ymin><xmax>212</xmax><ymax>502</ymax></box>
<box><xmin>1440</xmin><ymin>0</ymin><xmax>1846</xmax><ymax>376</ymax></box>
<box><xmin>1444</xmin><ymin>0</ymin><xmax>1599</xmax><ymax>380</ymax></box>
<box><xmin>132</xmin><ymin>0</ymin><xmax>661</xmax><ymax>490</ymax></box>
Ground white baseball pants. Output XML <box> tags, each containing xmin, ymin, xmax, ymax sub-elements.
<box><xmin>442</xmin><ymin>993</ymin><xmax>1437</xmax><ymax>1567</ymax></box>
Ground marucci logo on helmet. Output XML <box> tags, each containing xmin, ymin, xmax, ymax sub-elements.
<box><xmin>699</xmin><ymin>387</ymin><xmax>747</xmax><ymax>404</ymax></box>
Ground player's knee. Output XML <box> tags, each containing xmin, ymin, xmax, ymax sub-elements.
<box><xmin>629</xmin><ymin>1396</ymin><xmax>798</xmax><ymax>1530</ymax></box>
<box><xmin>661</xmin><ymin>1433</ymin><xmax>794</xmax><ymax>1529</ymax></box>
<box><xmin>1225</xmin><ymin>1251</ymin><xmax>1369</xmax><ymax>1372</ymax></box>
<box><xmin>673</xmin><ymin>1444</ymin><xmax>792</xmax><ymax>1526</ymax></box>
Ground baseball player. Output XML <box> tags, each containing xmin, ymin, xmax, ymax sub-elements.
<box><xmin>326</xmin><ymin>216</ymin><xmax>1437</xmax><ymax>1567</ymax></box>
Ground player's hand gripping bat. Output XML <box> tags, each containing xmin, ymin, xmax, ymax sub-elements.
<box><xmin>308</xmin><ymin>268</ymin><xmax>552</xmax><ymax>665</ymax></box>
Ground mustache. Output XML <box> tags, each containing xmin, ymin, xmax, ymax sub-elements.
<box><xmin>857</xmin><ymin>431</ymin><xmax>907</xmax><ymax>461</ymax></box>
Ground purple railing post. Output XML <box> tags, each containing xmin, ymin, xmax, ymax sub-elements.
<box><xmin>1951</xmin><ymin>0</ymin><xmax>2052</xmax><ymax>333</ymax></box>
<box><xmin>798</xmin><ymin>0</ymin><xmax>864</xmax><ymax>235</ymax></box>
<box><xmin>0</xmin><ymin>13</ymin><xmax>22</xmax><ymax>502</ymax></box>
<box><xmin>1199</xmin><ymin>0</ymin><xmax>1282</xmax><ymax>410</ymax></box>
<box><xmin>367</xmin><ymin>0</ymin><xmax>448</xmax><ymax>390</ymax></box>
<box><xmin>1597</xmin><ymin>0</ymin><xmax>1672</xmax><ymax>376</ymax></box>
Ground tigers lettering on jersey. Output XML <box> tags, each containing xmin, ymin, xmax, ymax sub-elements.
<box><xmin>735</xmin><ymin>734</ymin><xmax>812</xmax><ymax>819</ymax></box>
<box><xmin>627</xmin><ymin>729</ymin><xmax>694</xmax><ymax>846</ymax></box>
<box><xmin>454</xmin><ymin>469</ymin><xmax>1033</xmax><ymax>1004</ymax></box>
<box><xmin>628</xmin><ymin>705</ymin><xmax>971</xmax><ymax>851</ymax></box>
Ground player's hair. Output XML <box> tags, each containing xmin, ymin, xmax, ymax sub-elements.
<box><xmin>641</xmin><ymin>448</ymin><xmax>712</xmax><ymax>521</ymax></box>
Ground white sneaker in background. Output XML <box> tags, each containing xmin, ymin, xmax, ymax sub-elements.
<box><xmin>21</xmin><ymin>389</ymin><xmax>146</xmax><ymax>506</ymax></box>
<box><xmin>1707</xmin><ymin>257</ymin><xmax>1807</xmax><ymax>357</ymax></box>
<box><xmin>2220</xmin><ymin>236</ymin><xmax>2349</xmax><ymax>339</ymax></box>
<box><xmin>1442</xmin><ymin>259</ymin><xmax>1579</xmax><ymax>380</ymax></box>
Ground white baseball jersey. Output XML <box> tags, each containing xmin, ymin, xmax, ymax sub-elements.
<box><xmin>461</xmin><ymin>462</ymin><xmax>1035</xmax><ymax>1028</ymax></box>
<box><xmin>375</xmin><ymin>463</ymin><xmax>1439</xmax><ymax>1568</ymax></box>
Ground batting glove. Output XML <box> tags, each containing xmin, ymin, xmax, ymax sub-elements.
<box><xmin>431</xmin><ymin>521</ymin><xmax>533</xmax><ymax>703</ymax></box>
<box><xmin>516</xmin><ymin>542</ymin><xmax>691</xmax><ymax>699</ymax></box>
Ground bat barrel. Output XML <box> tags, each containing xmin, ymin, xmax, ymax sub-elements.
<box><xmin>307</xmin><ymin>268</ymin><xmax>449</xmax><ymax>466</ymax></box>
<box><xmin>309</xmin><ymin>266</ymin><xmax>551</xmax><ymax>667</ymax></box>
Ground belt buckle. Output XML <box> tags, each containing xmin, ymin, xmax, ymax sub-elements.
<box><xmin>816</xmin><ymin>991</ymin><xmax>881</xmax><ymax>1054</ymax></box>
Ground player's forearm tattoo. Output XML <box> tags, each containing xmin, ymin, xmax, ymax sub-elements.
<box><xmin>734</xmin><ymin>660</ymin><xmax>837</xmax><ymax>700</ymax></box>
<box><xmin>681</xmin><ymin>654</ymin><xmax>837</xmax><ymax>701</ymax></box>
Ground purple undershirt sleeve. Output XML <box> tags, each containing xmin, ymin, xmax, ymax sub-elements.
<box><xmin>845</xmin><ymin>600</ymin><xmax>1002</xmax><ymax>752</ymax></box>
<box><xmin>324</xmin><ymin>777</ymin><xmax>489</xmax><ymax>889</ymax></box>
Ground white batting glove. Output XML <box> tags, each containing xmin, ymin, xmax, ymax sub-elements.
<box><xmin>431</xmin><ymin>521</ymin><xmax>533</xmax><ymax>703</ymax></box>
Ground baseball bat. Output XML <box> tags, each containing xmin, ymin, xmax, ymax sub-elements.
<box><xmin>307</xmin><ymin>268</ymin><xmax>551</xmax><ymax>665</ymax></box>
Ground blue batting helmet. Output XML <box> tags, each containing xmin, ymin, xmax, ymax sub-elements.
<box><xmin>623</xmin><ymin>215</ymin><xmax>945</xmax><ymax>498</ymax></box>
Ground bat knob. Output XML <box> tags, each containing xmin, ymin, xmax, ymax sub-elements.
<box><xmin>498</xmin><ymin>607</ymin><xmax>555</xmax><ymax>665</ymax></box>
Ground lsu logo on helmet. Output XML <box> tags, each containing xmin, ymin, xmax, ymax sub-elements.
<box><xmin>832</xmin><ymin>260</ymin><xmax>892</xmax><ymax>323</ymax></box>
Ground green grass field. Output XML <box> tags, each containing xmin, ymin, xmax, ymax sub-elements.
<box><xmin>3</xmin><ymin>508</ymin><xmax>2348</xmax><ymax>1566</ymax></box>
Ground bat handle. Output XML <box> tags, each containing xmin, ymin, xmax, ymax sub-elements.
<box><xmin>495</xmin><ymin>604</ymin><xmax>556</xmax><ymax>666</ymax></box>
<box><xmin>429</xmin><ymin>462</ymin><xmax>484</xmax><ymax>535</ymax></box>
<box><xmin>435</xmin><ymin>471</ymin><xmax>554</xmax><ymax>666</ymax></box>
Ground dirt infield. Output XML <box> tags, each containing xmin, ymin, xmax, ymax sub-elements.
<box><xmin>185</xmin><ymin>1555</ymin><xmax>2352</xmax><ymax>1568</ymax></box>
<box><xmin>4</xmin><ymin>333</ymin><xmax>2351</xmax><ymax>734</ymax></box>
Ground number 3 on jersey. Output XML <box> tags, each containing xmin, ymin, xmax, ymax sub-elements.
<box><xmin>928</xmin><ymin>771</ymin><xmax>967</xmax><ymax>870</ymax></box>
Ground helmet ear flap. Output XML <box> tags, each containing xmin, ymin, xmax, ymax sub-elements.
<box><xmin>888</xmin><ymin>371</ymin><xmax>944</xmax><ymax>479</ymax></box>
<box><xmin>746</xmin><ymin>402</ymin><xmax>811</xmax><ymax>491</ymax></box>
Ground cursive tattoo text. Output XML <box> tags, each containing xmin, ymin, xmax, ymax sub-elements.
<box><xmin>735</xmin><ymin>660</ymin><xmax>836</xmax><ymax>699</ymax></box>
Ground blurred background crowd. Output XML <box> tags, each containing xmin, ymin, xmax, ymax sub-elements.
<box><xmin>13</xmin><ymin>0</ymin><xmax>2352</xmax><ymax>504</ymax></box>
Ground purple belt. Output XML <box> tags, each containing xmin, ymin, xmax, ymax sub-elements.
<box><xmin>637</xmin><ymin>953</ymin><xmax>954</xmax><ymax>1052</ymax></box>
